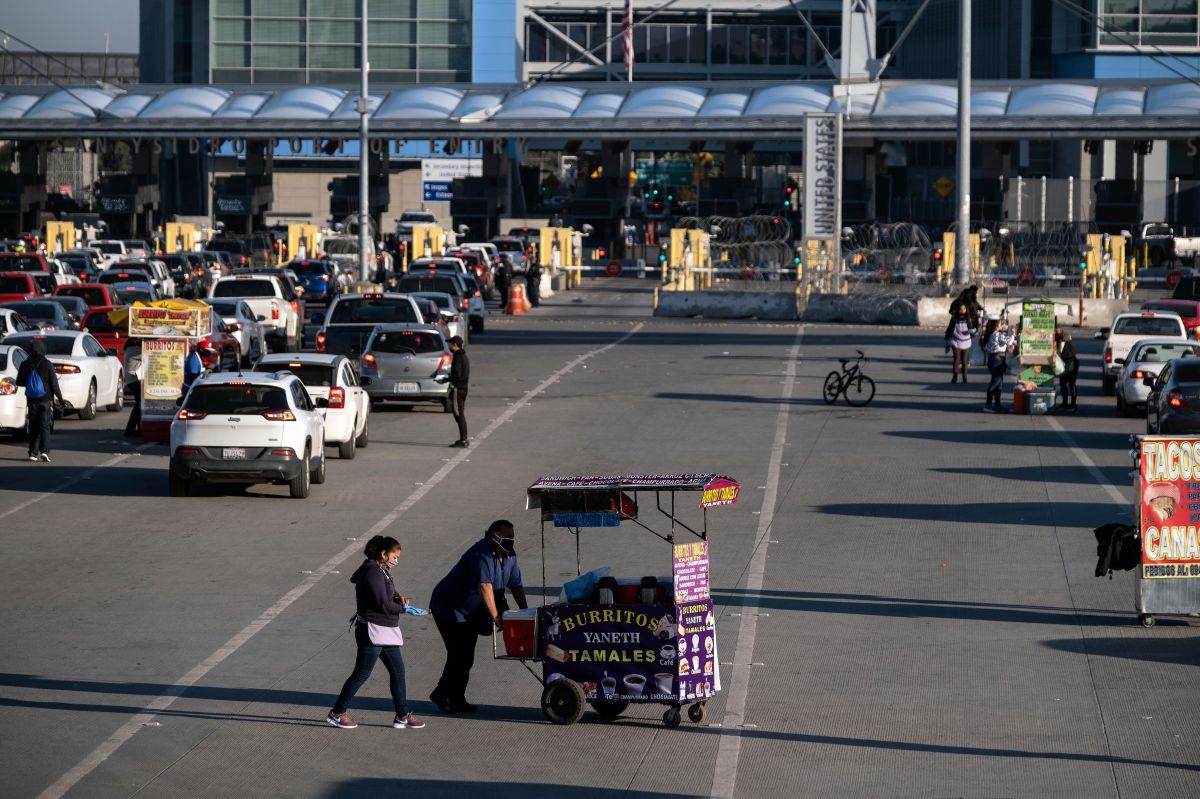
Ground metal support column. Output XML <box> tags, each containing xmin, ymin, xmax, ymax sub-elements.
<box><xmin>358</xmin><ymin>0</ymin><xmax>371</xmax><ymax>283</ymax></box>
<box><xmin>955</xmin><ymin>0</ymin><xmax>971</xmax><ymax>285</ymax></box>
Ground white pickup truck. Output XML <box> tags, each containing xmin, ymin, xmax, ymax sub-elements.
<box><xmin>1097</xmin><ymin>310</ymin><xmax>1189</xmax><ymax>394</ymax></box>
<box><xmin>209</xmin><ymin>274</ymin><xmax>302</xmax><ymax>352</ymax></box>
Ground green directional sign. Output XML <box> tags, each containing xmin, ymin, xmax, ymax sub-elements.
<box><xmin>635</xmin><ymin>159</ymin><xmax>693</xmax><ymax>186</ymax></box>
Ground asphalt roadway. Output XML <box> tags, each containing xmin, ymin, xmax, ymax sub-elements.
<box><xmin>1</xmin><ymin>279</ymin><xmax>1197</xmax><ymax>798</ymax></box>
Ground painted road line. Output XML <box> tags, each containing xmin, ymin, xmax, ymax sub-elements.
<box><xmin>38</xmin><ymin>322</ymin><xmax>644</xmax><ymax>799</ymax></box>
<box><xmin>709</xmin><ymin>327</ymin><xmax>803</xmax><ymax>799</ymax></box>
<box><xmin>0</xmin><ymin>442</ymin><xmax>156</xmax><ymax>523</ymax></box>
<box><xmin>1045</xmin><ymin>416</ymin><xmax>1128</xmax><ymax>506</ymax></box>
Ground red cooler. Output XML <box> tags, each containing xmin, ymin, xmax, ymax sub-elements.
<box><xmin>501</xmin><ymin>608</ymin><xmax>538</xmax><ymax>657</ymax></box>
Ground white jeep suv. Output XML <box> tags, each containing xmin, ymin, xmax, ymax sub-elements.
<box><xmin>169</xmin><ymin>371</ymin><xmax>326</xmax><ymax>498</ymax></box>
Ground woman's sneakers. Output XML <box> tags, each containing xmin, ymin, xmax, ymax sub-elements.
<box><xmin>326</xmin><ymin>711</ymin><xmax>357</xmax><ymax>729</ymax></box>
<box><xmin>393</xmin><ymin>713</ymin><xmax>426</xmax><ymax>729</ymax></box>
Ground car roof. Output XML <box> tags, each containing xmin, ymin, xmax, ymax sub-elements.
<box><xmin>1117</xmin><ymin>310</ymin><xmax>1181</xmax><ymax>318</ymax></box>
<box><xmin>194</xmin><ymin>371</ymin><xmax>297</xmax><ymax>386</ymax></box>
<box><xmin>371</xmin><ymin>323</ymin><xmax>442</xmax><ymax>335</ymax></box>
<box><xmin>257</xmin><ymin>353</ymin><xmax>343</xmax><ymax>366</ymax></box>
<box><xmin>409</xmin><ymin>291</ymin><xmax>454</xmax><ymax>300</ymax></box>
<box><xmin>1130</xmin><ymin>337</ymin><xmax>1199</xmax><ymax>349</ymax></box>
<box><xmin>331</xmin><ymin>291</ymin><xmax>411</xmax><ymax>301</ymax></box>
<box><xmin>5</xmin><ymin>329</ymin><xmax>84</xmax><ymax>339</ymax></box>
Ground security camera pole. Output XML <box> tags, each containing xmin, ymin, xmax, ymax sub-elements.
<box><xmin>954</xmin><ymin>0</ymin><xmax>971</xmax><ymax>286</ymax></box>
<box><xmin>358</xmin><ymin>0</ymin><xmax>371</xmax><ymax>283</ymax></box>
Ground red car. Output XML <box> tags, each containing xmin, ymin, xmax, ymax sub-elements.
<box><xmin>0</xmin><ymin>251</ymin><xmax>52</xmax><ymax>273</ymax></box>
<box><xmin>445</xmin><ymin>248</ymin><xmax>493</xmax><ymax>298</ymax></box>
<box><xmin>196</xmin><ymin>310</ymin><xmax>241</xmax><ymax>371</ymax></box>
<box><xmin>54</xmin><ymin>283</ymin><xmax>123</xmax><ymax>308</ymax></box>
<box><xmin>0</xmin><ymin>272</ymin><xmax>40</xmax><ymax>303</ymax></box>
<box><xmin>1141</xmin><ymin>299</ymin><xmax>1200</xmax><ymax>338</ymax></box>
<box><xmin>81</xmin><ymin>305</ymin><xmax>134</xmax><ymax>365</ymax></box>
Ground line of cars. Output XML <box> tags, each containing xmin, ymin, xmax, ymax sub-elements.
<box><xmin>1100</xmin><ymin>302</ymin><xmax>1200</xmax><ymax>433</ymax></box>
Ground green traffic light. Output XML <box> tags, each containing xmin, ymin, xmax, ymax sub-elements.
<box><xmin>667</xmin><ymin>194</ymin><xmax>673</xmax><ymax>201</ymax></box>
<box><xmin>652</xmin><ymin>189</ymin><xmax>659</xmax><ymax>195</ymax></box>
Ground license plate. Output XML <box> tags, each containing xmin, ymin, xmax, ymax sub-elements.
<box><xmin>393</xmin><ymin>382</ymin><xmax>419</xmax><ymax>393</ymax></box>
<box><xmin>222</xmin><ymin>448</ymin><xmax>247</xmax><ymax>460</ymax></box>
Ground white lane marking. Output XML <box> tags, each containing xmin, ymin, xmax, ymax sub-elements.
<box><xmin>1045</xmin><ymin>417</ymin><xmax>1128</xmax><ymax>506</ymax></box>
<box><xmin>0</xmin><ymin>442</ymin><xmax>156</xmax><ymax>522</ymax></box>
<box><xmin>38</xmin><ymin>322</ymin><xmax>644</xmax><ymax>799</ymax></box>
<box><xmin>709</xmin><ymin>326</ymin><xmax>803</xmax><ymax>799</ymax></box>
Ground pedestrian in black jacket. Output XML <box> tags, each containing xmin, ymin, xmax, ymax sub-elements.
<box><xmin>448</xmin><ymin>335</ymin><xmax>470</xmax><ymax>447</ymax></box>
<box><xmin>495</xmin><ymin>256</ymin><xmax>512</xmax><ymax>308</ymax></box>
<box><xmin>327</xmin><ymin>535</ymin><xmax>425</xmax><ymax>730</ymax></box>
<box><xmin>526</xmin><ymin>260</ymin><xmax>542</xmax><ymax>307</ymax></box>
<box><xmin>15</xmin><ymin>339</ymin><xmax>64</xmax><ymax>462</ymax></box>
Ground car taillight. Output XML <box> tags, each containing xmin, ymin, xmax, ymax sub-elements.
<box><xmin>227</xmin><ymin>322</ymin><xmax>241</xmax><ymax>332</ymax></box>
<box><xmin>53</xmin><ymin>363</ymin><xmax>81</xmax><ymax>374</ymax></box>
<box><xmin>362</xmin><ymin>352</ymin><xmax>377</xmax><ymax>368</ymax></box>
<box><xmin>176</xmin><ymin>409</ymin><xmax>206</xmax><ymax>420</ymax></box>
<box><xmin>290</xmin><ymin>300</ymin><xmax>299</xmax><ymax>312</ymax></box>
<box><xmin>272</xmin><ymin>304</ymin><xmax>280</xmax><ymax>320</ymax></box>
<box><xmin>1104</xmin><ymin>350</ymin><xmax>1112</xmax><ymax>363</ymax></box>
<box><xmin>316</xmin><ymin>332</ymin><xmax>327</xmax><ymax>352</ymax></box>
<box><xmin>270</xmin><ymin>448</ymin><xmax>293</xmax><ymax>457</ymax></box>
<box><xmin>321</xmin><ymin>275</ymin><xmax>329</xmax><ymax>281</ymax></box>
<box><xmin>0</xmin><ymin>379</ymin><xmax>15</xmax><ymax>395</ymax></box>
<box><xmin>262</xmin><ymin>410</ymin><xmax>297</xmax><ymax>421</ymax></box>
<box><xmin>436</xmin><ymin>353</ymin><xmax>451</xmax><ymax>373</ymax></box>
<box><xmin>328</xmin><ymin>386</ymin><xmax>346</xmax><ymax>409</ymax></box>
<box><xmin>1168</xmin><ymin>390</ymin><xmax>1186</xmax><ymax>408</ymax></box>
<box><xmin>175</xmin><ymin>447</ymin><xmax>199</xmax><ymax>454</ymax></box>
<box><xmin>460</xmin><ymin>299</ymin><xmax>469</xmax><ymax>310</ymax></box>
<box><xmin>194</xmin><ymin>268</ymin><xmax>206</xmax><ymax>277</ymax></box>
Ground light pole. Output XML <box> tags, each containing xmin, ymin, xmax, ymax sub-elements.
<box><xmin>955</xmin><ymin>0</ymin><xmax>971</xmax><ymax>286</ymax></box>
<box><xmin>358</xmin><ymin>0</ymin><xmax>371</xmax><ymax>283</ymax></box>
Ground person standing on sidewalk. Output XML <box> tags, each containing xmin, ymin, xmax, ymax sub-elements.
<box><xmin>1058</xmin><ymin>327</ymin><xmax>1079</xmax><ymax>411</ymax></box>
<box><xmin>982</xmin><ymin>317</ymin><xmax>1013</xmax><ymax>412</ymax></box>
<box><xmin>327</xmin><ymin>535</ymin><xmax>425</xmax><ymax>730</ymax></box>
<box><xmin>15</xmin><ymin>339</ymin><xmax>64</xmax><ymax>462</ymax></box>
<box><xmin>525</xmin><ymin>259</ymin><xmax>542</xmax><ymax>307</ymax></box>
<box><xmin>447</xmin><ymin>335</ymin><xmax>470</xmax><ymax>448</ymax></box>
<box><xmin>944</xmin><ymin>303</ymin><xmax>975</xmax><ymax>383</ymax></box>
<box><xmin>428</xmin><ymin>520</ymin><xmax>528</xmax><ymax>713</ymax></box>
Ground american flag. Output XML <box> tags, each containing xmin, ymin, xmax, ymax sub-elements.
<box><xmin>622</xmin><ymin>0</ymin><xmax>634</xmax><ymax>79</ymax></box>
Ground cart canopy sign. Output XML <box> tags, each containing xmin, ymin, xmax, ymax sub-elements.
<box><xmin>1139</xmin><ymin>437</ymin><xmax>1200</xmax><ymax>578</ymax></box>
<box><xmin>129</xmin><ymin>306</ymin><xmax>208</xmax><ymax>339</ymax></box>
<box><xmin>700</xmin><ymin>478</ymin><xmax>739</xmax><ymax>508</ymax></box>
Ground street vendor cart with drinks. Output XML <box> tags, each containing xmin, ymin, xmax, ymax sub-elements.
<box><xmin>494</xmin><ymin>473</ymin><xmax>738</xmax><ymax>727</ymax></box>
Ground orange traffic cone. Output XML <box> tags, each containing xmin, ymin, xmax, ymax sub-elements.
<box><xmin>504</xmin><ymin>284</ymin><xmax>531</xmax><ymax>315</ymax></box>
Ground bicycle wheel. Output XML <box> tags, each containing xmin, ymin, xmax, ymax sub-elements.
<box><xmin>822</xmin><ymin>371</ymin><xmax>842</xmax><ymax>404</ymax></box>
<box><xmin>843</xmin><ymin>375</ymin><xmax>876</xmax><ymax>406</ymax></box>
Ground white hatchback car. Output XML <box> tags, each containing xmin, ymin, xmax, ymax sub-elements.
<box><xmin>170</xmin><ymin>371</ymin><xmax>326</xmax><ymax>498</ymax></box>
<box><xmin>1</xmin><ymin>330</ymin><xmax>123</xmax><ymax>419</ymax></box>
<box><xmin>252</xmin><ymin>353</ymin><xmax>370</xmax><ymax>459</ymax></box>
<box><xmin>1116</xmin><ymin>338</ymin><xmax>1200</xmax><ymax>416</ymax></box>
<box><xmin>0</xmin><ymin>344</ymin><xmax>29</xmax><ymax>434</ymax></box>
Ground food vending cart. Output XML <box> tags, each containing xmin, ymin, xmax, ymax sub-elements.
<box><xmin>494</xmin><ymin>474</ymin><xmax>739</xmax><ymax>727</ymax></box>
<box><xmin>1012</xmin><ymin>297</ymin><xmax>1057</xmax><ymax>414</ymax></box>
<box><xmin>1133</xmin><ymin>435</ymin><xmax>1200</xmax><ymax>626</ymax></box>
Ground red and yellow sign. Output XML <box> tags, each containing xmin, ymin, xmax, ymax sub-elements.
<box><xmin>1139</xmin><ymin>437</ymin><xmax>1200</xmax><ymax>579</ymax></box>
<box><xmin>700</xmin><ymin>478</ymin><xmax>740</xmax><ymax>509</ymax></box>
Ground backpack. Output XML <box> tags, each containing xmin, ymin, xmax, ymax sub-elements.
<box><xmin>25</xmin><ymin>367</ymin><xmax>47</xmax><ymax>400</ymax></box>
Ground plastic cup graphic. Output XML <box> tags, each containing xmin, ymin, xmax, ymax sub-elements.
<box><xmin>655</xmin><ymin>672</ymin><xmax>674</xmax><ymax>694</ymax></box>
<box><xmin>601</xmin><ymin>675</ymin><xmax>617</xmax><ymax>698</ymax></box>
<box><xmin>623</xmin><ymin>674</ymin><xmax>646</xmax><ymax>696</ymax></box>
<box><xmin>661</xmin><ymin>645</ymin><xmax>675</xmax><ymax>661</ymax></box>
<box><xmin>692</xmin><ymin>655</ymin><xmax>700</xmax><ymax>672</ymax></box>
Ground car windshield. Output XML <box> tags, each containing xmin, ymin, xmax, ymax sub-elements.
<box><xmin>58</xmin><ymin>287</ymin><xmax>106</xmax><ymax>306</ymax></box>
<box><xmin>99</xmin><ymin>271</ymin><xmax>149</xmax><ymax>284</ymax></box>
<box><xmin>60</xmin><ymin>257</ymin><xmax>90</xmax><ymax>274</ymax></box>
<box><xmin>83</xmin><ymin>311</ymin><xmax>118</xmax><ymax>333</ymax></box>
<box><xmin>206</xmin><ymin>300</ymin><xmax>239</xmax><ymax>317</ymax></box>
<box><xmin>323</xmin><ymin>239</ymin><xmax>358</xmax><ymax>255</ymax></box>
<box><xmin>253</xmin><ymin>363</ymin><xmax>335</xmax><ymax>386</ymax></box>
<box><xmin>213</xmin><ymin>279</ymin><xmax>276</xmax><ymax>298</ymax></box>
<box><xmin>494</xmin><ymin>239</ymin><xmax>523</xmax><ymax>252</ymax></box>
<box><xmin>400</xmin><ymin>213</ymin><xmax>436</xmax><ymax>223</ymax></box>
<box><xmin>1113</xmin><ymin>316</ymin><xmax>1185</xmax><ymax>336</ymax></box>
<box><xmin>0</xmin><ymin>276</ymin><xmax>31</xmax><ymax>293</ymax></box>
<box><xmin>1175</xmin><ymin>363</ymin><xmax>1200</xmax><ymax>382</ymax></box>
<box><xmin>184</xmin><ymin>383</ymin><xmax>289</xmax><ymax>414</ymax></box>
<box><xmin>321</xmin><ymin>327</ymin><xmax>373</xmax><ymax>355</ymax></box>
<box><xmin>397</xmin><ymin>276</ymin><xmax>460</xmax><ymax>297</ymax></box>
<box><xmin>3</xmin><ymin>302</ymin><xmax>59</xmax><ymax>319</ymax></box>
<box><xmin>329</xmin><ymin>298</ymin><xmax>418</xmax><ymax>324</ymax></box>
<box><xmin>417</xmin><ymin>294</ymin><xmax>452</xmax><ymax>310</ymax></box>
<box><xmin>290</xmin><ymin>262</ymin><xmax>329</xmax><ymax>275</ymax></box>
<box><xmin>113</xmin><ymin>285</ymin><xmax>154</xmax><ymax>303</ymax></box>
<box><xmin>372</xmin><ymin>329</ymin><xmax>444</xmax><ymax>354</ymax></box>
<box><xmin>1144</xmin><ymin>303</ymin><xmax>1197</xmax><ymax>318</ymax></box>
<box><xmin>94</xmin><ymin>242</ymin><xmax>123</xmax><ymax>254</ymax></box>
<box><xmin>1136</xmin><ymin>343</ymin><xmax>1200</xmax><ymax>363</ymax></box>
<box><xmin>6</xmin><ymin>335</ymin><xmax>74</xmax><ymax>355</ymax></box>
<box><xmin>0</xmin><ymin>255</ymin><xmax>44</xmax><ymax>271</ymax></box>
<box><xmin>206</xmin><ymin>240</ymin><xmax>244</xmax><ymax>253</ymax></box>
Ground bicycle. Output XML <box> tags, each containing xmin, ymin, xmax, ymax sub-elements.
<box><xmin>822</xmin><ymin>350</ymin><xmax>876</xmax><ymax>406</ymax></box>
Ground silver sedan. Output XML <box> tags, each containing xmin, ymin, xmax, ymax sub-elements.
<box><xmin>1116</xmin><ymin>338</ymin><xmax>1200</xmax><ymax>416</ymax></box>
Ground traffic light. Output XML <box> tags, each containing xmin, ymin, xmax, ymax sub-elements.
<box><xmin>1079</xmin><ymin>248</ymin><xmax>1089</xmax><ymax>271</ymax></box>
<box><xmin>783</xmin><ymin>179</ymin><xmax>798</xmax><ymax>211</ymax></box>
<box><xmin>930</xmin><ymin>246</ymin><xmax>944</xmax><ymax>270</ymax></box>
<box><xmin>658</xmin><ymin>243</ymin><xmax>669</xmax><ymax>264</ymax></box>
<box><xmin>793</xmin><ymin>246</ymin><xmax>802</xmax><ymax>266</ymax></box>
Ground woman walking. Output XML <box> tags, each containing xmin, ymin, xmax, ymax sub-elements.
<box><xmin>982</xmin><ymin>317</ymin><xmax>1013</xmax><ymax>412</ymax></box>
<box><xmin>945</xmin><ymin>303</ymin><xmax>975</xmax><ymax>383</ymax></box>
<box><xmin>1058</xmin><ymin>327</ymin><xmax>1079</xmax><ymax>411</ymax></box>
<box><xmin>327</xmin><ymin>536</ymin><xmax>425</xmax><ymax>730</ymax></box>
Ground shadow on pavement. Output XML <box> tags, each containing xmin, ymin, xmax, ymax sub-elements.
<box><xmin>932</xmin><ymin>465</ymin><xmax>1132</xmax><ymax>486</ymax></box>
<box><xmin>323</xmin><ymin>780</ymin><xmax>701</xmax><ymax>799</ymax></box>
<box><xmin>710</xmin><ymin>589</ymin><xmax>1132</xmax><ymax>628</ymax></box>
<box><xmin>1043</xmin><ymin>636</ymin><xmax>1200</xmax><ymax>664</ymax></box>
<box><xmin>814</xmin><ymin>500</ymin><xmax>1117</xmax><ymax>527</ymax></box>
<box><xmin>886</xmin><ymin>428</ymin><xmax>1130</xmax><ymax>450</ymax></box>
<box><xmin>0</xmin><ymin>466</ymin><xmax>164</xmax><ymax>496</ymax></box>
<box><xmin>653</xmin><ymin>391</ymin><xmax>996</xmax><ymax>414</ymax></box>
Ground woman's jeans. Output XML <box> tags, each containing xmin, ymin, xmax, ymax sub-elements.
<box><xmin>986</xmin><ymin>354</ymin><xmax>1006</xmax><ymax>407</ymax></box>
<box><xmin>333</xmin><ymin>623</ymin><xmax>408</xmax><ymax>716</ymax></box>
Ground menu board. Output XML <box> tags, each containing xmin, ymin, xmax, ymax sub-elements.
<box><xmin>1020</xmin><ymin>300</ymin><xmax>1055</xmax><ymax>365</ymax></box>
<box><xmin>673</xmin><ymin>541</ymin><xmax>717</xmax><ymax>701</ymax></box>
<box><xmin>1139</xmin><ymin>437</ymin><xmax>1200</xmax><ymax>579</ymax></box>
<box><xmin>141</xmin><ymin>339</ymin><xmax>188</xmax><ymax>420</ymax></box>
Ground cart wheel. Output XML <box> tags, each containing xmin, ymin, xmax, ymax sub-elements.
<box><xmin>687</xmin><ymin>702</ymin><xmax>707</xmax><ymax>723</ymax></box>
<box><xmin>590</xmin><ymin>700</ymin><xmax>629</xmax><ymax>720</ymax></box>
<box><xmin>1139</xmin><ymin>613</ymin><xmax>1156</xmax><ymax>628</ymax></box>
<box><xmin>541</xmin><ymin>679</ymin><xmax>586</xmax><ymax>725</ymax></box>
<box><xmin>663</xmin><ymin>706</ymin><xmax>682</xmax><ymax>728</ymax></box>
